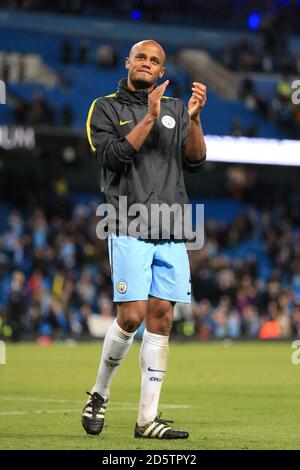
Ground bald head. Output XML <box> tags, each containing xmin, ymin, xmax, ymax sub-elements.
<box><xmin>129</xmin><ymin>40</ymin><xmax>166</xmax><ymax>65</ymax></box>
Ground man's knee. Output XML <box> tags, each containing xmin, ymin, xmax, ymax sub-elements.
<box><xmin>147</xmin><ymin>298</ymin><xmax>174</xmax><ymax>335</ymax></box>
<box><xmin>117</xmin><ymin>301</ymin><xmax>147</xmax><ymax>332</ymax></box>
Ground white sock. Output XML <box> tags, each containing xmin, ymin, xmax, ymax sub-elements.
<box><xmin>137</xmin><ymin>329</ymin><xmax>169</xmax><ymax>427</ymax></box>
<box><xmin>92</xmin><ymin>319</ymin><xmax>136</xmax><ymax>400</ymax></box>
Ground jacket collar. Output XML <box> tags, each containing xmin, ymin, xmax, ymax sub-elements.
<box><xmin>117</xmin><ymin>78</ymin><xmax>151</xmax><ymax>105</ymax></box>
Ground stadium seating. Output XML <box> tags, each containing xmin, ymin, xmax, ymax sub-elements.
<box><xmin>0</xmin><ymin>27</ymin><xmax>284</xmax><ymax>137</ymax></box>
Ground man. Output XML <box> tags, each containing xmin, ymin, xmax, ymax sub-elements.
<box><xmin>82</xmin><ymin>40</ymin><xmax>206</xmax><ymax>439</ymax></box>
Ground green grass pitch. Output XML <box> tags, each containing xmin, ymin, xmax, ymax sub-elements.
<box><xmin>0</xmin><ymin>341</ymin><xmax>299</xmax><ymax>450</ymax></box>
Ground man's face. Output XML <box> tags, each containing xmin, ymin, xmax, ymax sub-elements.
<box><xmin>125</xmin><ymin>42</ymin><xmax>165</xmax><ymax>90</ymax></box>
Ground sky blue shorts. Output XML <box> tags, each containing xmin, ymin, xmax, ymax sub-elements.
<box><xmin>108</xmin><ymin>234</ymin><xmax>191</xmax><ymax>303</ymax></box>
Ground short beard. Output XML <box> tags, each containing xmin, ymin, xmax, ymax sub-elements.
<box><xmin>131</xmin><ymin>78</ymin><xmax>154</xmax><ymax>90</ymax></box>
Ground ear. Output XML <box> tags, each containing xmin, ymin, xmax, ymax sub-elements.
<box><xmin>159</xmin><ymin>67</ymin><xmax>166</xmax><ymax>79</ymax></box>
<box><xmin>125</xmin><ymin>57</ymin><xmax>130</xmax><ymax>70</ymax></box>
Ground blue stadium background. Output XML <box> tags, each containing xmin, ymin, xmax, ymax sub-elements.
<box><xmin>0</xmin><ymin>0</ymin><xmax>300</xmax><ymax>342</ymax></box>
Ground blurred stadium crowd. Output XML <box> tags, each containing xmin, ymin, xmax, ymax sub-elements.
<box><xmin>1</xmin><ymin>177</ymin><xmax>300</xmax><ymax>342</ymax></box>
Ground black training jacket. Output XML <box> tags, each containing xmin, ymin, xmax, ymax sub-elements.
<box><xmin>87</xmin><ymin>78</ymin><xmax>205</xmax><ymax>240</ymax></box>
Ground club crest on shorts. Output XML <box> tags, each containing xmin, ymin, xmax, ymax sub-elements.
<box><xmin>161</xmin><ymin>115</ymin><xmax>176</xmax><ymax>129</ymax></box>
<box><xmin>116</xmin><ymin>281</ymin><xmax>127</xmax><ymax>294</ymax></box>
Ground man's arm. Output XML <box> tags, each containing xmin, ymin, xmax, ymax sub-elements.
<box><xmin>87</xmin><ymin>98</ymin><xmax>136</xmax><ymax>172</ymax></box>
<box><xmin>87</xmin><ymin>81</ymin><xmax>169</xmax><ymax>172</ymax></box>
<box><xmin>184</xmin><ymin>82</ymin><xmax>207</xmax><ymax>163</ymax></box>
<box><xmin>184</xmin><ymin>117</ymin><xmax>206</xmax><ymax>162</ymax></box>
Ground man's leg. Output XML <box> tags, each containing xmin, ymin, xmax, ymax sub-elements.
<box><xmin>82</xmin><ymin>301</ymin><xmax>146</xmax><ymax>436</ymax></box>
<box><xmin>137</xmin><ymin>296</ymin><xmax>173</xmax><ymax>427</ymax></box>
<box><xmin>82</xmin><ymin>235</ymin><xmax>154</xmax><ymax>435</ymax></box>
<box><xmin>93</xmin><ymin>301</ymin><xmax>147</xmax><ymax>399</ymax></box>
<box><xmin>134</xmin><ymin>241</ymin><xmax>190</xmax><ymax>439</ymax></box>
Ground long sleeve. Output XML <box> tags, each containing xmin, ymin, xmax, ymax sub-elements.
<box><xmin>86</xmin><ymin>98</ymin><xmax>137</xmax><ymax>172</ymax></box>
